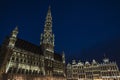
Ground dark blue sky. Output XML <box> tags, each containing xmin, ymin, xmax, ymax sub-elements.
<box><xmin>0</xmin><ymin>0</ymin><xmax>120</xmax><ymax>64</ymax></box>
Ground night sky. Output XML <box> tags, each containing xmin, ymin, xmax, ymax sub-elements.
<box><xmin>0</xmin><ymin>0</ymin><xmax>120</xmax><ymax>65</ymax></box>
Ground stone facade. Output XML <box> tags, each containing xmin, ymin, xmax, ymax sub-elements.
<box><xmin>0</xmin><ymin>6</ymin><xmax>66</xmax><ymax>80</ymax></box>
<box><xmin>67</xmin><ymin>58</ymin><xmax>120</xmax><ymax>80</ymax></box>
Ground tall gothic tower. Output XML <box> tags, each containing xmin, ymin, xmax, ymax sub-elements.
<box><xmin>40</xmin><ymin>6</ymin><xmax>55</xmax><ymax>53</ymax></box>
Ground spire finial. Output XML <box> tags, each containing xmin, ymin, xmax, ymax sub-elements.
<box><xmin>49</xmin><ymin>5</ymin><xmax>51</xmax><ymax>9</ymax></box>
<box><xmin>47</xmin><ymin>5</ymin><xmax>51</xmax><ymax>14</ymax></box>
<box><xmin>104</xmin><ymin>53</ymin><xmax>106</xmax><ymax>58</ymax></box>
<box><xmin>103</xmin><ymin>53</ymin><xmax>109</xmax><ymax>63</ymax></box>
<box><xmin>15</xmin><ymin>26</ymin><xmax>18</xmax><ymax>31</ymax></box>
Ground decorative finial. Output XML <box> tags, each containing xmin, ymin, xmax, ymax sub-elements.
<box><xmin>47</xmin><ymin>5</ymin><xmax>51</xmax><ymax>13</ymax></box>
<box><xmin>15</xmin><ymin>26</ymin><xmax>18</xmax><ymax>31</ymax></box>
<box><xmin>103</xmin><ymin>53</ymin><xmax>109</xmax><ymax>63</ymax></box>
<box><xmin>104</xmin><ymin>53</ymin><xmax>106</xmax><ymax>58</ymax></box>
<box><xmin>49</xmin><ymin>5</ymin><xmax>51</xmax><ymax>9</ymax></box>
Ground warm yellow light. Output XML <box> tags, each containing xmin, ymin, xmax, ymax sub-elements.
<box><xmin>94</xmin><ymin>79</ymin><xmax>102</xmax><ymax>80</ymax></box>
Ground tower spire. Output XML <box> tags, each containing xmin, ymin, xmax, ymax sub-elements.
<box><xmin>40</xmin><ymin>6</ymin><xmax>55</xmax><ymax>52</ymax></box>
<box><xmin>8</xmin><ymin>26</ymin><xmax>19</xmax><ymax>48</ymax></box>
<box><xmin>48</xmin><ymin>5</ymin><xmax>51</xmax><ymax>12</ymax></box>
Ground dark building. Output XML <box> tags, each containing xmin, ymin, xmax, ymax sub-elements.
<box><xmin>0</xmin><ymin>6</ymin><xmax>66</xmax><ymax>80</ymax></box>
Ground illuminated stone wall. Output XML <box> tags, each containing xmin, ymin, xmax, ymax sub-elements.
<box><xmin>67</xmin><ymin>59</ymin><xmax>120</xmax><ymax>80</ymax></box>
<box><xmin>2</xmin><ymin>73</ymin><xmax>66</xmax><ymax>80</ymax></box>
<box><xmin>5</xmin><ymin>48</ymin><xmax>45</xmax><ymax>75</ymax></box>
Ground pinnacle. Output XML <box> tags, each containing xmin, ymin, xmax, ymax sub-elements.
<box><xmin>14</xmin><ymin>26</ymin><xmax>18</xmax><ymax>31</ymax></box>
<box><xmin>47</xmin><ymin>5</ymin><xmax>51</xmax><ymax>14</ymax></box>
<box><xmin>49</xmin><ymin>5</ymin><xmax>51</xmax><ymax>10</ymax></box>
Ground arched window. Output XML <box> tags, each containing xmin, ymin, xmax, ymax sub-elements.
<box><xmin>8</xmin><ymin>67</ymin><xmax>12</xmax><ymax>73</ymax></box>
<box><xmin>20</xmin><ymin>59</ymin><xmax>23</xmax><ymax>62</ymax></box>
<box><xmin>26</xmin><ymin>70</ymin><xmax>28</xmax><ymax>74</ymax></box>
<box><xmin>24</xmin><ymin>60</ymin><xmax>26</xmax><ymax>63</ymax></box>
<box><xmin>16</xmin><ymin>58</ymin><xmax>19</xmax><ymax>62</ymax></box>
<box><xmin>22</xmin><ymin>69</ymin><xmax>25</xmax><ymax>74</ymax></box>
<box><xmin>11</xmin><ymin>57</ymin><xmax>15</xmax><ymax>61</ymax></box>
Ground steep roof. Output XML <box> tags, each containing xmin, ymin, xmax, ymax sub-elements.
<box><xmin>54</xmin><ymin>52</ymin><xmax>62</xmax><ymax>61</ymax></box>
<box><xmin>15</xmin><ymin>38</ymin><xmax>43</xmax><ymax>55</ymax></box>
<box><xmin>15</xmin><ymin>38</ymin><xmax>62</xmax><ymax>61</ymax></box>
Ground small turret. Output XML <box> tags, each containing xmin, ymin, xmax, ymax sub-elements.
<box><xmin>62</xmin><ymin>51</ymin><xmax>65</xmax><ymax>64</ymax></box>
<box><xmin>72</xmin><ymin>60</ymin><xmax>76</xmax><ymax>65</ymax></box>
<box><xmin>92</xmin><ymin>59</ymin><xmax>98</xmax><ymax>66</ymax></box>
<box><xmin>103</xmin><ymin>58</ymin><xmax>109</xmax><ymax>63</ymax></box>
<box><xmin>8</xmin><ymin>26</ymin><xmax>18</xmax><ymax>48</ymax></box>
<box><xmin>78</xmin><ymin>60</ymin><xmax>84</xmax><ymax>66</ymax></box>
<box><xmin>103</xmin><ymin>53</ymin><xmax>109</xmax><ymax>63</ymax></box>
<box><xmin>67</xmin><ymin>63</ymin><xmax>71</xmax><ymax>69</ymax></box>
<box><xmin>85</xmin><ymin>61</ymin><xmax>90</xmax><ymax>66</ymax></box>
